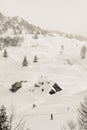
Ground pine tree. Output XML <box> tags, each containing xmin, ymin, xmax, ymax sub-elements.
<box><xmin>22</xmin><ymin>56</ymin><xmax>28</xmax><ymax>67</ymax></box>
<box><xmin>33</xmin><ymin>55</ymin><xmax>38</xmax><ymax>63</ymax></box>
<box><xmin>80</xmin><ymin>45</ymin><xmax>87</xmax><ymax>59</ymax></box>
<box><xmin>0</xmin><ymin>105</ymin><xmax>9</xmax><ymax>130</ymax></box>
<box><xmin>78</xmin><ymin>97</ymin><xmax>87</xmax><ymax>130</ymax></box>
<box><xmin>0</xmin><ymin>44</ymin><xmax>2</xmax><ymax>50</ymax></box>
<box><xmin>33</xmin><ymin>31</ymin><xmax>38</xmax><ymax>39</ymax></box>
<box><xmin>3</xmin><ymin>49</ymin><xmax>8</xmax><ymax>58</ymax></box>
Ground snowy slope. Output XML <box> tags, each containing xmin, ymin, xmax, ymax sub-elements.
<box><xmin>0</xmin><ymin>34</ymin><xmax>87</xmax><ymax>130</ymax></box>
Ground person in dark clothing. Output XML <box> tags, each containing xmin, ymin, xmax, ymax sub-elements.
<box><xmin>51</xmin><ymin>113</ymin><xmax>53</xmax><ymax>120</ymax></box>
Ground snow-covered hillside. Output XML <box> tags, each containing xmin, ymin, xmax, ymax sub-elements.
<box><xmin>0</xmin><ymin>12</ymin><xmax>50</xmax><ymax>36</ymax></box>
<box><xmin>0</xmin><ymin>34</ymin><xmax>87</xmax><ymax>130</ymax></box>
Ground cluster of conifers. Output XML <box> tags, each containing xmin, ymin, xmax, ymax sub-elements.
<box><xmin>3</xmin><ymin>49</ymin><xmax>38</xmax><ymax>67</ymax></box>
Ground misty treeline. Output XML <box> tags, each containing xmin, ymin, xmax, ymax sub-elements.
<box><xmin>0</xmin><ymin>36</ymin><xmax>23</xmax><ymax>49</ymax></box>
<box><xmin>0</xmin><ymin>35</ymin><xmax>87</xmax><ymax>60</ymax></box>
<box><xmin>0</xmin><ymin>104</ymin><xmax>30</xmax><ymax>130</ymax></box>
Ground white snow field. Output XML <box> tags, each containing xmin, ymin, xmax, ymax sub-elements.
<box><xmin>0</xmin><ymin>34</ymin><xmax>87</xmax><ymax>130</ymax></box>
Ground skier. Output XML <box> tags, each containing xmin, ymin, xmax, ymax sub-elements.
<box><xmin>51</xmin><ymin>113</ymin><xmax>53</xmax><ymax>120</ymax></box>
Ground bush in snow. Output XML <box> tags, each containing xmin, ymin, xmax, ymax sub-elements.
<box><xmin>22</xmin><ymin>56</ymin><xmax>28</xmax><ymax>67</ymax></box>
<box><xmin>3</xmin><ymin>49</ymin><xmax>8</xmax><ymax>58</ymax></box>
<box><xmin>80</xmin><ymin>45</ymin><xmax>87</xmax><ymax>59</ymax></box>
<box><xmin>0</xmin><ymin>105</ymin><xmax>10</xmax><ymax>130</ymax></box>
<box><xmin>67</xmin><ymin>120</ymin><xmax>76</xmax><ymax>130</ymax></box>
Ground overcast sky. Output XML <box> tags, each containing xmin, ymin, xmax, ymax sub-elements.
<box><xmin>0</xmin><ymin>0</ymin><xmax>87</xmax><ymax>36</ymax></box>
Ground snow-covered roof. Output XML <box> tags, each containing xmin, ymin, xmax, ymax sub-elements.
<box><xmin>31</xmin><ymin>76</ymin><xmax>62</xmax><ymax>95</ymax></box>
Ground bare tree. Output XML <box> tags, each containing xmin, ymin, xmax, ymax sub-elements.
<box><xmin>8</xmin><ymin>104</ymin><xmax>16</xmax><ymax>130</ymax></box>
<box><xmin>8</xmin><ymin>104</ymin><xmax>26</xmax><ymax>130</ymax></box>
<box><xmin>78</xmin><ymin>97</ymin><xmax>87</xmax><ymax>130</ymax></box>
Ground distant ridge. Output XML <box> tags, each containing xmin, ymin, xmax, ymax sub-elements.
<box><xmin>0</xmin><ymin>12</ymin><xmax>49</xmax><ymax>36</ymax></box>
<box><xmin>54</xmin><ymin>30</ymin><xmax>87</xmax><ymax>41</ymax></box>
<box><xmin>0</xmin><ymin>12</ymin><xmax>87</xmax><ymax>41</ymax></box>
